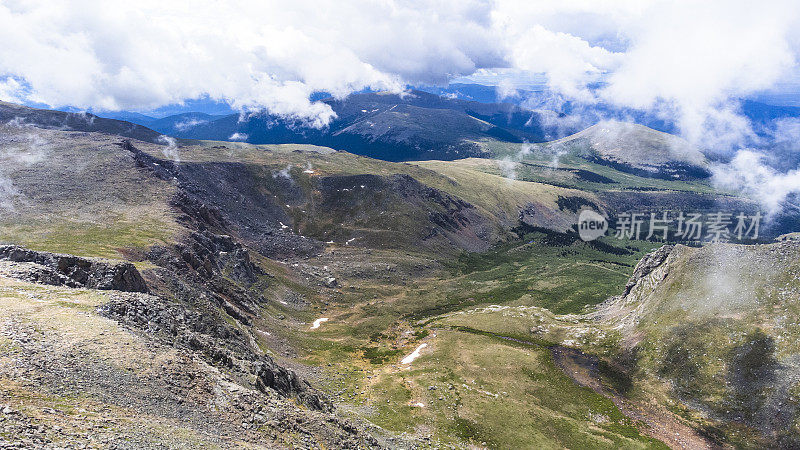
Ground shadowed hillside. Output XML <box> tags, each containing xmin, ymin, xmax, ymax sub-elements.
<box><xmin>142</xmin><ymin>90</ymin><xmax>571</xmax><ymax>161</ymax></box>
<box><xmin>0</xmin><ymin>101</ymin><xmax>164</xmax><ymax>144</ymax></box>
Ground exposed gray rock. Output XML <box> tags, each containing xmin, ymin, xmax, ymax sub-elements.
<box><xmin>589</xmin><ymin>244</ymin><xmax>677</xmax><ymax>332</ymax></box>
<box><xmin>621</xmin><ymin>244</ymin><xmax>674</xmax><ymax>298</ymax></box>
<box><xmin>0</xmin><ymin>245</ymin><xmax>148</xmax><ymax>293</ymax></box>
<box><xmin>122</xmin><ymin>139</ymin><xmax>325</xmax><ymax>259</ymax></box>
<box><xmin>100</xmin><ymin>293</ymin><xmax>333</xmax><ymax>412</ymax></box>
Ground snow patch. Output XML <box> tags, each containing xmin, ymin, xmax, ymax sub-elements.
<box><xmin>310</xmin><ymin>318</ymin><xmax>329</xmax><ymax>330</ymax></box>
<box><xmin>401</xmin><ymin>343</ymin><xmax>427</xmax><ymax>364</ymax></box>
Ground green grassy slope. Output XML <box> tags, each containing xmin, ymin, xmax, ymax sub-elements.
<box><xmin>485</xmin><ymin>120</ymin><xmax>710</xmax><ymax>182</ymax></box>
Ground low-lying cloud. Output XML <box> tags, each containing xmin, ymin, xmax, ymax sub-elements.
<box><xmin>0</xmin><ymin>123</ymin><xmax>49</xmax><ymax>210</ymax></box>
<box><xmin>158</xmin><ymin>135</ymin><xmax>180</xmax><ymax>162</ymax></box>
<box><xmin>174</xmin><ymin>118</ymin><xmax>207</xmax><ymax>132</ymax></box>
<box><xmin>713</xmin><ymin>151</ymin><xmax>800</xmax><ymax>216</ymax></box>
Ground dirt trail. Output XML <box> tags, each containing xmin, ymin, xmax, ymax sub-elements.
<box><xmin>551</xmin><ymin>346</ymin><xmax>720</xmax><ymax>450</ymax></box>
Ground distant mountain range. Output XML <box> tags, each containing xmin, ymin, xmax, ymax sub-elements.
<box><xmin>96</xmin><ymin>90</ymin><xmax>577</xmax><ymax>161</ymax></box>
<box><xmin>420</xmin><ymin>83</ymin><xmax>800</xmax><ymax>139</ymax></box>
<box><xmin>88</xmin><ymin>84</ymin><xmax>800</xmax><ymax>163</ymax></box>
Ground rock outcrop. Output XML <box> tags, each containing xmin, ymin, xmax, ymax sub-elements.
<box><xmin>620</xmin><ymin>244</ymin><xmax>674</xmax><ymax>297</ymax></box>
<box><xmin>100</xmin><ymin>293</ymin><xmax>333</xmax><ymax>412</ymax></box>
<box><xmin>0</xmin><ymin>245</ymin><xmax>148</xmax><ymax>292</ymax></box>
<box><xmin>589</xmin><ymin>244</ymin><xmax>676</xmax><ymax>334</ymax></box>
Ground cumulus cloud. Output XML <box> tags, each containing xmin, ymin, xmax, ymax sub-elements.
<box><xmin>487</xmin><ymin>0</ymin><xmax>800</xmax><ymax>152</ymax></box>
<box><xmin>499</xmin><ymin>25</ymin><xmax>620</xmax><ymax>102</ymax></box>
<box><xmin>599</xmin><ymin>0</ymin><xmax>800</xmax><ymax>150</ymax></box>
<box><xmin>1</xmin><ymin>0</ymin><xmax>799</xmax><ymax>148</ymax></box>
<box><xmin>0</xmin><ymin>77</ymin><xmax>24</xmax><ymax>103</ymax></box>
<box><xmin>0</xmin><ymin>0</ymin><xmax>501</xmax><ymax>127</ymax></box>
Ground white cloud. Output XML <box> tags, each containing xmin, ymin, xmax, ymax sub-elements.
<box><xmin>712</xmin><ymin>150</ymin><xmax>800</xmax><ymax>215</ymax></box>
<box><xmin>491</xmin><ymin>0</ymin><xmax>800</xmax><ymax>151</ymax></box>
<box><xmin>157</xmin><ymin>135</ymin><xmax>179</xmax><ymax>162</ymax></box>
<box><xmin>174</xmin><ymin>118</ymin><xmax>207</xmax><ymax>131</ymax></box>
<box><xmin>600</xmin><ymin>0</ymin><xmax>800</xmax><ymax>149</ymax></box>
<box><xmin>0</xmin><ymin>0</ymin><xmax>500</xmax><ymax>127</ymax></box>
<box><xmin>0</xmin><ymin>0</ymin><xmax>799</xmax><ymax>144</ymax></box>
<box><xmin>0</xmin><ymin>77</ymin><xmax>24</xmax><ymax>103</ymax></box>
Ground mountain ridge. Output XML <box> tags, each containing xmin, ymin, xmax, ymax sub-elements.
<box><xmin>0</xmin><ymin>100</ymin><xmax>165</xmax><ymax>144</ymax></box>
<box><xmin>133</xmin><ymin>90</ymin><xmax>569</xmax><ymax>161</ymax></box>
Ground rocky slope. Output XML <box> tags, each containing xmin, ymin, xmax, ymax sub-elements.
<box><xmin>0</xmin><ymin>245</ymin><xmax>147</xmax><ymax>292</ymax></box>
<box><xmin>0</xmin><ymin>275</ymin><xmax>385</xmax><ymax>448</ymax></box>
